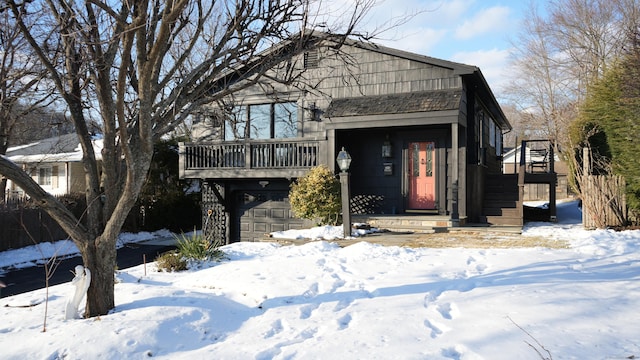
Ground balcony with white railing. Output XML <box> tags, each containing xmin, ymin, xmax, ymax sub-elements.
<box><xmin>179</xmin><ymin>138</ymin><xmax>327</xmax><ymax>179</ymax></box>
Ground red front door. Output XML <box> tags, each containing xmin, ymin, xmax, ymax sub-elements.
<box><xmin>408</xmin><ymin>141</ymin><xmax>436</xmax><ymax>209</ymax></box>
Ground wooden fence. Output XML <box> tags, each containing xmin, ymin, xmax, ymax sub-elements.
<box><xmin>581</xmin><ymin>175</ymin><xmax>627</xmax><ymax>229</ymax></box>
<box><xmin>0</xmin><ymin>197</ymin><xmax>70</xmax><ymax>252</ymax></box>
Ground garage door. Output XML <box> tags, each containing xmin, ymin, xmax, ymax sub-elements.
<box><xmin>236</xmin><ymin>190</ymin><xmax>310</xmax><ymax>242</ymax></box>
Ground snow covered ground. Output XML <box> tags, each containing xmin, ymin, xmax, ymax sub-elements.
<box><xmin>1</xmin><ymin>200</ymin><xmax>639</xmax><ymax>359</ymax></box>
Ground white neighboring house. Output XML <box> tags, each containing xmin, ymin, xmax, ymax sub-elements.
<box><xmin>4</xmin><ymin>133</ymin><xmax>103</xmax><ymax>198</ymax></box>
<box><xmin>501</xmin><ymin>144</ymin><xmax>565</xmax><ymax>173</ymax></box>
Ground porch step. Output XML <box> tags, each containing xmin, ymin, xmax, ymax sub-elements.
<box><xmin>483</xmin><ymin>199</ymin><xmax>519</xmax><ymax>209</ymax></box>
<box><xmin>481</xmin><ymin>207</ymin><xmax>521</xmax><ymax>217</ymax></box>
<box><xmin>482</xmin><ymin>174</ymin><xmax>522</xmax><ymax>226</ymax></box>
<box><xmin>481</xmin><ymin>215</ymin><xmax>523</xmax><ymax>226</ymax></box>
<box><xmin>485</xmin><ymin>183</ymin><xmax>519</xmax><ymax>193</ymax></box>
<box><xmin>352</xmin><ymin>215</ymin><xmax>464</xmax><ymax>233</ymax></box>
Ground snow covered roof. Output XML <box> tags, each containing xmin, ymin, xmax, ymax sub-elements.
<box><xmin>5</xmin><ymin>133</ymin><xmax>104</xmax><ymax>163</ymax></box>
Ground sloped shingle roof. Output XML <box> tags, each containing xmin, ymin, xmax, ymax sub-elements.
<box><xmin>325</xmin><ymin>89</ymin><xmax>462</xmax><ymax>118</ymax></box>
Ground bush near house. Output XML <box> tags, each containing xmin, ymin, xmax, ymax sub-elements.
<box><xmin>289</xmin><ymin>165</ymin><xmax>341</xmax><ymax>226</ymax></box>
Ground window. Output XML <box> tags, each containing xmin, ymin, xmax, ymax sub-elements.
<box><xmin>273</xmin><ymin>103</ymin><xmax>297</xmax><ymax>138</ymax></box>
<box><xmin>52</xmin><ymin>166</ymin><xmax>59</xmax><ymax>188</ymax></box>
<box><xmin>39</xmin><ymin>167</ymin><xmax>52</xmax><ymax>186</ymax></box>
<box><xmin>224</xmin><ymin>106</ymin><xmax>247</xmax><ymax>140</ymax></box>
<box><xmin>249</xmin><ymin>104</ymin><xmax>271</xmax><ymax>139</ymax></box>
<box><xmin>489</xmin><ymin>120</ymin><xmax>496</xmax><ymax>147</ymax></box>
<box><xmin>224</xmin><ymin>102</ymin><xmax>298</xmax><ymax>140</ymax></box>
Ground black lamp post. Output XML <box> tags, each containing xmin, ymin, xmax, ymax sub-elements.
<box><xmin>336</xmin><ymin>147</ymin><xmax>352</xmax><ymax>238</ymax></box>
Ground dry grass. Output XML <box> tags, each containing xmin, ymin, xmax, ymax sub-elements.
<box><xmin>267</xmin><ymin>230</ymin><xmax>570</xmax><ymax>249</ymax></box>
<box><xmin>401</xmin><ymin>231</ymin><xmax>569</xmax><ymax>249</ymax></box>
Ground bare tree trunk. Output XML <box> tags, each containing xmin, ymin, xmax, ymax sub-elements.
<box><xmin>81</xmin><ymin>238</ymin><xmax>116</xmax><ymax>316</ymax></box>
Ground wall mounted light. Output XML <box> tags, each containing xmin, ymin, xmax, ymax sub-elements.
<box><xmin>382</xmin><ymin>136</ymin><xmax>392</xmax><ymax>158</ymax></box>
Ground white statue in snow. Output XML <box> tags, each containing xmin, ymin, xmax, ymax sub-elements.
<box><xmin>65</xmin><ymin>265</ymin><xmax>91</xmax><ymax>320</ymax></box>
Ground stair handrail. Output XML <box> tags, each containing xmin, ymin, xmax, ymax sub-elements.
<box><xmin>518</xmin><ymin>140</ymin><xmax>527</xmax><ymax>186</ymax></box>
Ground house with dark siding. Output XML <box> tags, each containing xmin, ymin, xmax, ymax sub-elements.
<box><xmin>179</xmin><ymin>35</ymin><xmax>551</xmax><ymax>243</ymax></box>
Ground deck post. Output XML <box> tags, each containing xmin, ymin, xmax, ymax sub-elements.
<box><xmin>451</xmin><ymin>123</ymin><xmax>459</xmax><ymax>225</ymax></box>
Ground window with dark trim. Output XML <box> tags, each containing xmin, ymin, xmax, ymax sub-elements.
<box><xmin>224</xmin><ymin>102</ymin><xmax>297</xmax><ymax>140</ymax></box>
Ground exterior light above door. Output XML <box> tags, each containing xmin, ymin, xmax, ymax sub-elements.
<box><xmin>382</xmin><ymin>136</ymin><xmax>392</xmax><ymax>158</ymax></box>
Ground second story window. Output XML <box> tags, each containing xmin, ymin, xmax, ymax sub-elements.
<box><xmin>224</xmin><ymin>102</ymin><xmax>298</xmax><ymax>140</ymax></box>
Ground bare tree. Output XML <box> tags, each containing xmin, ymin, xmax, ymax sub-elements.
<box><xmin>501</xmin><ymin>104</ymin><xmax>548</xmax><ymax>148</ymax></box>
<box><xmin>0</xmin><ymin>7</ymin><xmax>52</xmax><ymax>201</ymax></box>
<box><xmin>505</xmin><ymin>0</ymin><xmax>640</xmax><ymax>149</ymax></box>
<box><xmin>0</xmin><ymin>0</ymin><xmax>381</xmax><ymax>317</ymax></box>
<box><xmin>506</xmin><ymin>3</ymin><xmax>577</xmax><ymax>146</ymax></box>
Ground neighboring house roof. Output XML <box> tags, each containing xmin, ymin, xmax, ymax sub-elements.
<box><xmin>326</xmin><ymin>89</ymin><xmax>463</xmax><ymax>118</ymax></box>
<box><xmin>6</xmin><ymin>133</ymin><xmax>104</xmax><ymax>163</ymax></box>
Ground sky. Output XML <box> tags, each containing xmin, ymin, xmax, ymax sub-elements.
<box><xmin>348</xmin><ymin>0</ymin><xmax>545</xmax><ymax>99</ymax></box>
<box><xmin>1</xmin><ymin>200</ymin><xmax>639</xmax><ymax>359</ymax></box>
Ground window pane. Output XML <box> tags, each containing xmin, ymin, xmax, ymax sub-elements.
<box><xmin>274</xmin><ymin>102</ymin><xmax>297</xmax><ymax>138</ymax></box>
<box><xmin>426</xmin><ymin>143</ymin><xmax>433</xmax><ymax>177</ymax></box>
<box><xmin>224</xmin><ymin>106</ymin><xmax>247</xmax><ymax>140</ymax></box>
<box><xmin>249</xmin><ymin>104</ymin><xmax>271</xmax><ymax>139</ymax></box>
<box><xmin>412</xmin><ymin>143</ymin><xmax>420</xmax><ymax>177</ymax></box>
<box><xmin>39</xmin><ymin>167</ymin><xmax>51</xmax><ymax>186</ymax></box>
<box><xmin>489</xmin><ymin>120</ymin><xmax>496</xmax><ymax>147</ymax></box>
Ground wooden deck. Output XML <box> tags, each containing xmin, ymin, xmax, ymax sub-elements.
<box><xmin>179</xmin><ymin>139</ymin><xmax>327</xmax><ymax>179</ymax></box>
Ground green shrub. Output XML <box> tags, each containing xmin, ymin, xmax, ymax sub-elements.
<box><xmin>155</xmin><ymin>251</ymin><xmax>187</xmax><ymax>272</ymax></box>
<box><xmin>289</xmin><ymin>165</ymin><xmax>341</xmax><ymax>225</ymax></box>
<box><xmin>175</xmin><ymin>231</ymin><xmax>225</xmax><ymax>262</ymax></box>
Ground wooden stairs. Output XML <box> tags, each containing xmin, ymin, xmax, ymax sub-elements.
<box><xmin>481</xmin><ymin>174</ymin><xmax>523</xmax><ymax>226</ymax></box>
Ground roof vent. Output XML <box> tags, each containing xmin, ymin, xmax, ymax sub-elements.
<box><xmin>304</xmin><ymin>49</ymin><xmax>319</xmax><ymax>69</ymax></box>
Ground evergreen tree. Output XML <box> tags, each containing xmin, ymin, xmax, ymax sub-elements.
<box><xmin>572</xmin><ymin>32</ymin><xmax>640</xmax><ymax>221</ymax></box>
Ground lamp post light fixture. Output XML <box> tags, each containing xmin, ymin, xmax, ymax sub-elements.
<box><xmin>336</xmin><ymin>147</ymin><xmax>352</xmax><ymax>172</ymax></box>
<box><xmin>336</xmin><ymin>147</ymin><xmax>352</xmax><ymax>238</ymax></box>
